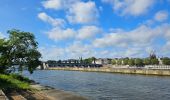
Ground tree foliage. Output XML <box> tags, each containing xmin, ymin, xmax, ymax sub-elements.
<box><xmin>150</xmin><ymin>58</ymin><xmax>159</xmax><ymax>65</ymax></box>
<box><xmin>123</xmin><ymin>57</ymin><xmax>129</xmax><ymax>65</ymax></box>
<box><xmin>117</xmin><ymin>59</ymin><xmax>122</xmax><ymax>65</ymax></box>
<box><xmin>111</xmin><ymin>59</ymin><xmax>116</xmax><ymax>65</ymax></box>
<box><xmin>162</xmin><ymin>57</ymin><xmax>170</xmax><ymax>65</ymax></box>
<box><xmin>135</xmin><ymin>58</ymin><xmax>144</xmax><ymax>66</ymax></box>
<box><xmin>143</xmin><ymin>58</ymin><xmax>151</xmax><ymax>65</ymax></box>
<box><xmin>128</xmin><ymin>59</ymin><xmax>135</xmax><ymax>66</ymax></box>
<box><xmin>0</xmin><ymin>29</ymin><xmax>41</xmax><ymax>74</ymax></box>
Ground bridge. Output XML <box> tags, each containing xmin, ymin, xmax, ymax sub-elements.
<box><xmin>40</xmin><ymin>60</ymin><xmax>102</xmax><ymax>70</ymax></box>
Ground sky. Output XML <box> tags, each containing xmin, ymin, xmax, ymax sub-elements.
<box><xmin>0</xmin><ymin>0</ymin><xmax>170</xmax><ymax>60</ymax></box>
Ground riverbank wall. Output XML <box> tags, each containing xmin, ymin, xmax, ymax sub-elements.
<box><xmin>47</xmin><ymin>67</ymin><xmax>170</xmax><ymax>76</ymax></box>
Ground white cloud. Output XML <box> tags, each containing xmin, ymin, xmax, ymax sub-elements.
<box><xmin>0</xmin><ymin>32</ymin><xmax>5</xmax><ymax>39</ymax></box>
<box><xmin>65</xmin><ymin>41</ymin><xmax>95</xmax><ymax>58</ymax></box>
<box><xmin>93</xmin><ymin>33</ymin><xmax>128</xmax><ymax>48</ymax></box>
<box><xmin>41</xmin><ymin>1</ymin><xmax>99</xmax><ymax>25</ymax></box>
<box><xmin>103</xmin><ymin>0</ymin><xmax>154</xmax><ymax>16</ymax></box>
<box><xmin>154</xmin><ymin>10</ymin><xmax>169</xmax><ymax>22</ymax></box>
<box><xmin>93</xmin><ymin>24</ymin><xmax>169</xmax><ymax>48</ymax></box>
<box><xmin>38</xmin><ymin>12</ymin><xmax>65</xmax><ymax>27</ymax></box>
<box><xmin>39</xmin><ymin>41</ymin><xmax>97</xmax><ymax>60</ymax></box>
<box><xmin>67</xmin><ymin>1</ymin><xmax>99</xmax><ymax>24</ymax></box>
<box><xmin>46</xmin><ymin>27</ymin><xmax>76</xmax><ymax>41</ymax></box>
<box><xmin>42</xmin><ymin>0</ymin><xmax>80</xmax><ymax>10</ymax></box>
<box><xmin>77</xmin><ymin>26</ymin><xmax>101</xmax><ymax>40</ymax></box>
<box><xmin>39</xmin><ymin>46</ymin><xmax>65</xmax><ymax>61</ymax></box>
<box><xmin>161</xmin><ymin>41</ymin><xmax>170</xmax><ymax>56</ymax></box>
<box><xmin>42</xmin><ymin>0</ymin><xmax>62</xmax><ymax>10</ymax></box>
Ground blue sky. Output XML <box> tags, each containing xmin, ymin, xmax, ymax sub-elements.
<box><xmin>0</xmin><ymin>0</ymin><xmax>170</xmax><ymax>60</ymax></box>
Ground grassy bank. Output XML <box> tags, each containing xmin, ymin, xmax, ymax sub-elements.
<box><xmin>0</xmin><ymin>73</ymin><xmax>32</xmax><ymax>91</ymax></box>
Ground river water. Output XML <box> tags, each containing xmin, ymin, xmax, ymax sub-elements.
<box><xmin>24</xmin><ymin>70</ymin><xmax>170</xmax><ymax>100</ymax></box>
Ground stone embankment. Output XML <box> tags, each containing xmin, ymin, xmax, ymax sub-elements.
<box><xmin>0</xmin><ymin>90</ymin><xmax>8</xmax><ymax>100</ymax></box>
<box><xmin>30</xmin><ymin>84</ymin><xmax>88</xmax><ymax>100</ymax></box>
<box><xmin>48</xmin><ymin>67</ymin><xmax>170</xmax><ymax>76</ymax></box>
<box><xmin>0</xmin><ymin>84</ymin><xmax>87</xmax><ymax>100</ymax></box>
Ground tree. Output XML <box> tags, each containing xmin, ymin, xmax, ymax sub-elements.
<box><xmin>135</xmin><ymin>58</ymin><xmax>144</xmax><ymax>67</ymax></box>
<box><xmin>117</xmin><ymin>59</ymin><xmax>122</xmax><ymax>65</ymax></box>
<box><xmin>0</xmin><ymin>29</ymin><xmax>41</xmax><ymax>74</ymax></box>
<box><xmin>143</xmin><ymin>58</ymin><xmax>151</xmax><ymax>65</ymax></box>
<box><xmin>84</xmin><ymin>58</ymin><xmax>93</xmax><ymax>64</ymax></box>
<box><xmin>0</xmin><ymin>39</ymin><xmax>11</xmax><ymax>73</ymax></box>
<box><xmin>128</xmin><ymin>59</ymin><xmax>135</xmax><ymax>66</ymax></box>
<box><xmin>111</xmin><ymin>59</ymin><xmax>116</xmax><ymax>65</ymax></box>
<box><xmin>150</xmin><ymin>58</ymin><xmax>159</xmax><ymax>65</ymax></box>
<box><xmin>123</xmin><ymin>57</ymin><xmax>129</xmax><ymax>65</ymax></box>
<box><xmin>47</xmin><ymin>60</ymin><xmax>57</xmax><ymax>64</ymax></box>
<box><xmin>162</xmin><ymin>57</ymin><xmax>170</xmax><ymax>65</ymax></box>
<box><xmin>91</xmin><ymin>57</ymin><xmax>96</xmax><ymax>64</ymax></box>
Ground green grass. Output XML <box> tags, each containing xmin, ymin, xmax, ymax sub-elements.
<box><xmin>0</xmin><ymin>74</ymin><xmax>31</xmax><ymax>90</ymax></box>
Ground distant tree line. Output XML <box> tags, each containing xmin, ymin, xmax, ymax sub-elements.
<box><xmin>111</xmin><ymin>57</ymin><xmax>170</xmax><ymax>66</ymax></box>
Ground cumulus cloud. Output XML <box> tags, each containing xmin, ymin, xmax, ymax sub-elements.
<box><xmin>42</xmin><ymin>0</ymin><xmax>62</xmax><ymax>10</ymax></box>
<box><xmin>38</xmin><ymin>12</ymin><xmax>65</xmax><ymax>27</ymax></box>
<box><xmin>40</xmin><ymin>41</ymin><xmax>97</xmax><ymax>60</ymax></box>
<box><xmin>154</xmin><ymin>10</ymin><xmax>169</xmax><ymax>22</ymax></box>
<box><xmin>0</xmin><ymin>32</ymin><xmax>6</xmax><ymax>39</ymax></box>
<box><xmin>42</xmin><ymin>0</ymin><xmax>98</xmax><ymax>24</ymax></box>
<box><xmin>102</xmin><ymin>0</ymin><xmax>155</xmax><ymax>16</ymax></box>
<box><xmin>39</xmin><ymin>46</ymin><xmax>65</xmax><ymax>61</ymax></box>
<box><xmin>45</xmin><ymin>27</ymin><xmax>76</xmax><ymax>41</ymax></box>
<box><xmin>93</xmin><ymin>33</ymin><xmax>128</xmax><ymax>48</ymax></box>
<box><xmin>67</xmin><ymin>1</ymin><xmax>99</xmax><ymax>24</ymax></box>
<box><xmin>42</xmin><ymin>0</ymin><xmax>80</xmax><ymax>10</ymax></box>
<box><xmin>93</xmin><ymin>24</ymin><xmax>170</xmax><ymax>48</ymax></box>
<box><xmin>77</xmin><ymin>26</ymin><xmax>101</xmax><ymax>40</ymax></box>
<box><xmin>161</xmin><ymin>40</ymin><xmax>170</xmax><ymax>56</ymax></box>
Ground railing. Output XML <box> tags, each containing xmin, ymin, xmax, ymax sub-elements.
<box><xmin>144</xmin><ymin>65</ymin><xmax>170</xmax><ymax>69</ymax></box>
<box><xmin>110</xmin><ymin>65</ymin><xmax>170</xmax><ymax>70</ymax></box>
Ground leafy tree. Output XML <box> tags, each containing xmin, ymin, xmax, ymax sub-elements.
<box><xmin>58</xmin><ymin>60</ymin><xmax>62</xmax><ymax>64</ymax></box>
<box><xmin>117</xmin><ymin>59</ymin><xmax>122</xmax><ymax>65</ymax></box>
<box><xmin>150</xmin><ymin>58</ymin><xmax>159</xmax><ymax>65</ymax></box>
<box><xmin>0</xmin><ymin>29</ymin><xmax>41</xmax><ymax>74</ymax></box>
<box><xmin>84</xmin><ymin>58</ymin><xmax>93</xmax><ymax>64</ymax></box>
<box><xmin>47</xmin><ymin>60</ymin><xmax>57</xmax><ymax>64</ymax></box>
<box><xmin>135</xmin><ymin>58</ymin><xmax>144</xmax><ymax>66</ymax></box>
<box><xmin>111</xmin><ymin>59</ymin><xmax>116</xmax><ymax>65</ymax></box>
<box><xmin>162</xmin><ymin>57</ymin><xmax>170</xmax><ymax>65</ymax></box>
<box><xmin>123</xmin><ymin>57</ymin><xmax>129</xmax><ymax>65</ymax></box>
<box><xmin>128</xmin><ymin>59</ymin><xmax>135</xmax><ymax>66</ymax></box>
<box><xmin>91</xmin><ymin>57</ymin><xmax>96</xmax><ymax>64</ymax></box>
<box><xmin>0</xmin><ymin>39</ymin><xmax>11</xmax><ymax>73</ymax></box>
<box><xmin>143</xmin><ymin>58</ymin><xmax>151</xmax><ymax>65</ymax></box>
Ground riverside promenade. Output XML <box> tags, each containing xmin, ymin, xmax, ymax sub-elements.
<box><xmin>0</xmin><ymin>84</ymin><xmax>87</xmax><ymax>100</ymax></box>
<box><xmin>47</xmin><ymin>67</ymin><xmax>170</xmax><ymax>76</ymax></box>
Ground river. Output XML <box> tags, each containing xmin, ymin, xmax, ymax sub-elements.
<box><xmin>24</xmin><ymin>70</ymin><xmax>170</xmax><ymax>100</ymax></box>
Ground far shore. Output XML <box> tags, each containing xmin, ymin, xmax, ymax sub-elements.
<box><xmin>46</xmin><ymin>67</ymin><xmax>170</xmax><ymax>76</ymax></box>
